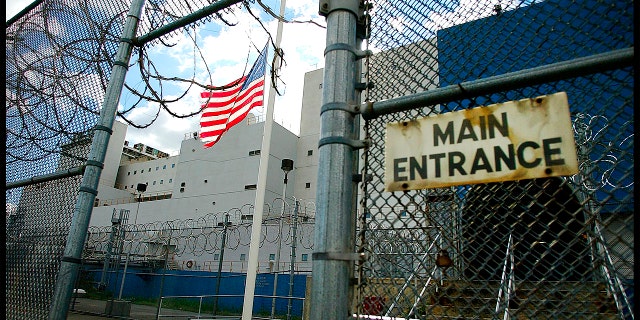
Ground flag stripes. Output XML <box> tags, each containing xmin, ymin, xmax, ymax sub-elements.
<box><xmin>200</xmin><ymin>45</ymin><xmax>267</xmax><ymax>148</ymax></box>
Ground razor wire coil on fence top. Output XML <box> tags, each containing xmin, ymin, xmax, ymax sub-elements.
<box><xmin>355</xmin><ymin>0</ymin><xmax>633</xmax><ymax>319</ymax></box>
<box><xmin>83</xmin><ymin>204</ymin><xmax>316</xmax><ymax>264</ymax></box>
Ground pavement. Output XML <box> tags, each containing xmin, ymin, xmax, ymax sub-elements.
<box><xmin>67</xmin><ymin>298</ymin><xmax>240</xmax><ymax>320</ymax></box>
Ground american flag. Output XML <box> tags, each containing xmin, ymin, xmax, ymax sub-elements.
<box><xmin>199</xmin><ymin>45</ymin><xmax>267</xmax><ymax>148</ymax></box>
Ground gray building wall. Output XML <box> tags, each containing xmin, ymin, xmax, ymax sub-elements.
<box><xmin>100</xmin><ymin>121</ymin><xmax>128</xmax><ymax>189</ymax></box>
<box><xmin>87</xmin><ymin>39</ymin><xmax>442</xmax><ymax>273</ymax></box>
<box><xmin>115</xmin><ymin>156</ymin><xmax>178</xmax><ymax>195</ymax></box>
<box><xmin>293</xmin><ymin>68</ymin><xmax>324</xmax><ymax>203</ymax></box>
<box><xmin>90</xmin><ymin>117</ymin><xmax>299</xmax><ymax>226</ymax></box>
<box><xmin>87</xmin><ymin>116</ymin><xmax>310</xmax><ymax>272</ymax></box>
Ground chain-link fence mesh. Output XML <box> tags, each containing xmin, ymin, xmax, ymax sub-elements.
<box><xmin>6</xmin><ymin>176</ymin><xmax>83</xmax><ymax>319</ymax></box>
<box><xmin>6</xmin><ymin>0</ymin><xmax>634</xmax><ymax>318</ymax></box>
<box><xmin>6</xmin><ymin>0</ymin><xmax>242</xmax><ymax>190</ymax></box>
<box><xmin>75</xmin><ymin>202</ymin><xmax>314</xmax><ymax>317</ymax></box>
<box><xmin>82</xmin><ymin>204</ymin><xmax>315</xmax><ymax>275</ymax></box>
<box><xmin>5</xmin><ymin>0</ymin><xmax>267</xmax><ymax>318</ymax></box>
<box><xmin>356</xmin><ymin>0</ymin><xmax>633</xmax><ymax>319</ymax></box>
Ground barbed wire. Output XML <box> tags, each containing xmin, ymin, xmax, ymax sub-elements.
<box><xmin>83</xmin><ymin>202</ymin><xmax>316</xmax><ymax>261</ymax></box>
<box><xmin>6</xmin><ymin>0</ymin><xmax>325</xmax><ymax>170</ymax></box>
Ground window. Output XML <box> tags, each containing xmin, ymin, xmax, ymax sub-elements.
<box><xmin>124</xmin><ymin>186</ymin><xmax>127</xmax><ymax>189</ymax></box>
<box><xmin>306</xmin><ymin>182</ymin><xmax>311</xmax><ymax>188</ymax></box>
<box><xmin>163</xmin><ymin>165</ymin><xmax>167</xmax><ymax>169</ymax></box>
<box><xmin>319</xmin><ymin>83</ymin><xmax>323</xmax><ymax>89</ymax></box>
<box><xmin>153</xmin><ymin>181</ymin><xmax>156</xmax><ymax>185</ymax></box>
<box><xmin>214</xmin><ymin>254</ymin><xmax>219</xmax><ymax>261</ymax></box>
<box><xmin>240</xmin><ymin>254</ymin><xmax>246</xmax><ymax>261</ymax></box>
<box><xmin>156</xmin><ymin>166</ymin><xmax>159</xmax><ymax>171</ymax></box>
<box><xmin>400</xmin><ymin>210</ymin><xmax>408</xmax><ymax>218</ymax></box>
<box><xmin>181</xmin><ymin>182</ymin><xmax>186</xmax><ymax>187</ymax></box>
<box><xmin>131</xmin><ymin>185</ymin><xmax>134</xmax><ymax>188</ymax></box>
<box><xmin>242</xmin><ymin>214</ymin><xmax>253</xmax><ymax>220</ymax></box>
<box><xmin>160</xmin><ymin>180</ymin><xmax>163</xmax><ymax>184</ymax></box>
<box><xmin>133</xmin><ymin>170</ymin><xmax>137</xmax><ymax>175</ymax></box>
<box><xmin>249</xmin><ymin>149</ymin><xmax>261</xmax><ymax>156</ymax></box>
<box><xmin>269</xmin><ymin>254</ymin><xmax>275</xmax><ymax>261</ymax></box>
<box><xmin>180</xmin><ymin>188</ymin><xmax>184</xmax><ymax>193</ymax></box>
<box><xmin>204</xmin><ymin>180</ymin><xmax>208</xmax><ymax>183</ymax></box>
<box><xmin>148</xmin><ymin>168</ymin><xmax>151</xmax><ymax>172</ymax></box>
<box><xmin>172</xmin><ymin>163</ymin><xmax>175</xmax><ymax>168</ymax></box>
<box><xmin>307</xmin><ymin>150</ymin><xmax>313</xmax><ymax>156</ymax></box>
<box><xmin>169</xmin><ymin>178</ymin><xmax>172</xmax><ymax>183</ymax></box>
<box><xmin>301</xmin><ymin>254</ymin><xmax>309</xmax><ymax>262</ymax></box>
<box><xmin>245</xmin><ymin>184</ymin><xmax>257</xmax><ymax>190</ymax></box>
<box><xmin>127</xmin><ymin>172</ymin><xmax>131</xmax><ymax>176</ymax></box>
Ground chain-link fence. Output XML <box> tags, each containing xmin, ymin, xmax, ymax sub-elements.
<box><xmin>82</xmin><ymin>205</ymin><xmax>316</xmax><ymax>276</ymax></box>
<box><xmin>73</xmin><ymin>203</ymin><xmax>314</xmax><ymax>317</ymax></box>
<box><xmin>354</xmin><ymin>0</ymin><xmax>634</xmax><ymax>319</ymax></box>
<box><xmin>7</xmin><ymin>0</ymin><xmax>635</xmax><ymax>319</ymax></box>
<box><xmin>5</xmin><ymin>0</ymin><xmax>276</xmax><ymax>318</ymax></box>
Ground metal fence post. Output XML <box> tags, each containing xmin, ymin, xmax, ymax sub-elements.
<box><xmin>155</xmin><ymin>230</ymin><xmax>172</xmax><ymax>320</ymax></box>
<box><xmin>287</xmin><ymin>200</ymin><xmax>300</xmax><ymax>319</ymax></box>
<box><xmin>311</xmin><ymin>0</ymin><xmax>364</xmax><ymax>318</ymax></box>
<box><xmin>47</xmin><ymin>0</ymin><xmax>145</xmax><ymax>318</ymax></box>
<box><xmin>213</xmin><ymin>213</ymin><xmax>229</xmax><ymax>315</ymax></box>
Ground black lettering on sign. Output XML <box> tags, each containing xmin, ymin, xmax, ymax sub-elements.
<box><xmin>494</xmin><ymin>144</ymin><xmax>516</xmax><ymax>171</ymax></box>
<box><xmin>394</xmin><ymin>158</ymin><xmax>408</xmax><ymax>181</ymax></box>
<box><xmin>433</xmin><ymin>121</ymin><xmax>454</xmax><ymax>146</ymax></box>
<box><xmin>543</xmin><ymin>137</ymin><xmax>565</xmax><ymax>166</ymax></box>
<box><xmin>488</xmin><ymin>112</ymin><xmax>509</xmax><ymax>139</ymax></box>
<box><xmin>517</xmin><ymin>141</ymin><xmax>541</xmax><ymax>168</ymax></box>
<box><xmin>457</xmin><ymin>119</ymin><xmax>478</xmax><ymax>143</ymax></box>
<box><xmin>429</xmin><ymin>153</ymin><xmax>446</xmax><ymax>178</ymax></box>
<box><xmin>448</xmin><ymin>152</ymin><xmax>467</xmax><ymax>176</ymax></box>
<box><xmin>433</xmin><ymin>112</ymin><xmax>510</xmax><ymax>147</ymax></box>
<box><xmin>470</xmin><ymin>148</ymin><xmax>493</xmax><ymax>174</ymax></box>
<box><xmin>410</xmin><ymin>156</ymin><xmax>428</xmax><ymax>180</ymax></box>
<box><xmin>393</xmin><ymin>137</ymin><xmax>568</xmax><ymax>183</ymax></box>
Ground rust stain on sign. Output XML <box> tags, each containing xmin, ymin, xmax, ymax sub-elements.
<box><xmin>385</xmin><ymin>92</ymin><xmax>579</xmax><ymax>191</ymax></box>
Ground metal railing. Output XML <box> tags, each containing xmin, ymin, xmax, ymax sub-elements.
<box><xmin>158</xmin><ymin>294</ymin><xmax>305</xmax><ymax>319</ymax></box>
<box><xmin>495</xmin><ymin>234</ymin><xmax>515</xmax><ymax>320</ymax></box>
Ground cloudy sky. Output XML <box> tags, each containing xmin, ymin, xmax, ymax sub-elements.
<box><xmin>7</xmin><ymin>0</ymin><xmax>327</xmax><ymax>156</ymax></box>
<box><xmin>7</xmin><ymin>0</ymin><xmax>531</xmax><ymax>156</ymax></box>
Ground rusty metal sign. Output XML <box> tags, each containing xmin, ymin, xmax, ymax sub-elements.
<box><xmin>385</xmin><ymin>92</ymin><xmax>579</xmax><ymax>191</ymax></box>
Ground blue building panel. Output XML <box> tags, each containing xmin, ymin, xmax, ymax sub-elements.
<box><xmin>437</xmin><ymin>0</ymin><xmax>634</xmax><ymax>213</ymax></box>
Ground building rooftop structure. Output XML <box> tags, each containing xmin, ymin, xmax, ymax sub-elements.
<box><xmin>121</xmin><ymin>141</ymin><xmax>170</xmax><ymax>164</ymax></box>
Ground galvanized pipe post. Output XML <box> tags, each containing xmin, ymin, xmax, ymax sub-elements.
<box><xmin>213</xmin><ymin>213</ymin><xmax>229</xmax><ymax>315</ymax></box>
<box><xmin>47</xmin><ymin>0</ymin><xmax>145</xmax><ymax>318</ymax></box>
<box><xmin>155</xmin><ymin>230</ymin><xmax>173</xmax><ymax>319</ymax></box>
<box><xmin>311</xmin><ymin>0</ymin><xmax>365</xmax><ymax>318</ymax></box>
<box><xmin>286</xmin><ymin>200</ymin><xmax>300</xmax><ymax>319</ymax></box>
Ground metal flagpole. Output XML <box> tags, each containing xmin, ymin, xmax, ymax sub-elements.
<box><xmin>241</xmin><ymin>0</ymin><xmax>287</xmax><ymax>317</ymax></box>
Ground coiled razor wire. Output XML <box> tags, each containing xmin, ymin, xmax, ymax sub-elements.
<box><xmin>83</xmin><ymin>201</ymin><xmax>316</xmax><ymax>264</ymax></box>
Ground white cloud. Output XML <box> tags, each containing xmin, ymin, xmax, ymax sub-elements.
<box><xmin>6</xmin><ymin>0</ymin><xmax>33</xmax><ymax>21</ymax></box>
<box><xmin>273</xmin><ymin>19</ymin><xmax>326</xmax><ymax>134</ymax></box>
<box><xmin>9</xmin><ymin>0</ymin><xmax>327</xmax><ymax>154</ymax></box>
<box><xmin>120</xmin><ymin>1</ymin><xmax>326</xmax><ymax>154</ymax></box>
